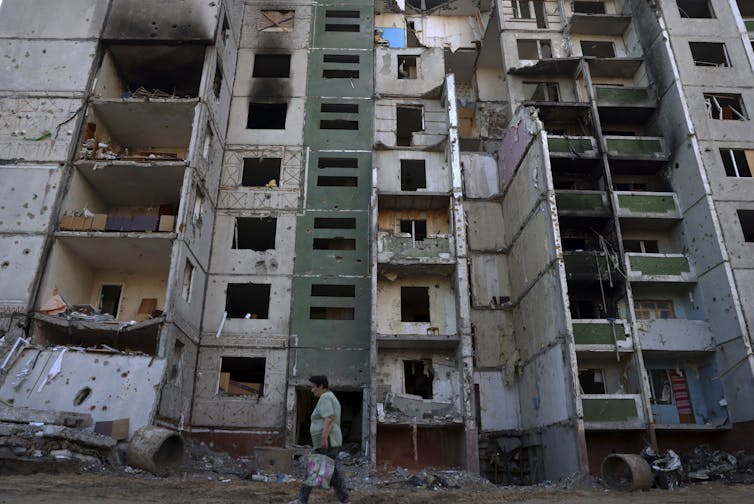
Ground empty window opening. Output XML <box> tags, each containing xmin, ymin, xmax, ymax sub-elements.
<box><xmin>320</xmin><ymin>120</ymin><xmax>359</xmax><ymax>130</ymax></box>
<box><xmin>404</xmin><ymin>360</ymin><xmax>434</xmax><ymax>399</ymax></box>
<box><xmin>242</xmin><ymin>157</ymin><xmax>282</xmax><ymax>187</ymax></box>
<box><xmin>407</xmin><ymin>21</ymin><xmax>421</xmax><ymax>47</ymax></box>
<box><xmin>324</xmin><ymin>11</ymin><xmax>360</xmax><ymax>33</ymax></box>
<box><xmin>213</xmin><ymin>60</ymin><xmax>223</xmax><ymax>99</ymax></box>
<box><xmin>570</xmin><ymin>299</ymin><xmax>604</xmax><ymax>319</ymax></box>
<box><xmin>705</xmin><ymin>93</ymin><xmax>748</xmax><ymax>120</ymax></box>
<box><xmin>525</xmin><ymin>81</ymin><xmax>560</xmax><ymax>101</ymax></box>
<box><xmin>623</xmin><ymin>239</ymin><xmax>659</xmax><ymax>253</ymax></box>
<box><xmin>219</xmin><ymin>357</ymin><xmax>265</xmax><ymax>396</ymax></box>
<box><xmin>574</xmin><ymin>1</ymin><xmax>606</xmax><ymax>14</ymax></box>
<box><xmin>203</xmin><ymin>125</ymin><xmax>213</xmax><ymax>160</ymax></box>
<box><xmin>311</xmin><ymin>284</ymin><xmax>356</xmax><ymax>297</ymax></box>
<box><xmin>690</xmin><ymin>42</ymin><xmax>730</xmax><ymax>67</ymax></box>
<box><xmin>614</xmin><ymin>182</ymin><xmax>648</xmax><ymax>191</ymax></box>
<box><xmin>677</xmin><ymin>0</ymin><xmax>714</xmax><ymax>18</ymax></box>
<box><xmin>314</xmin><ymin>217</ymin><xmax>356</xmax><ymax>229</ymax></box>
<box><xmin>398</xmin><ymin>55</ymin><xmax>419</xmax><ymax>79</ymax></box>
<box><xmin>225</xmin><ymin>283</ymin><xmax>271</xmax><ymax>319</ymax></box>
<box><xmin>738</xmin><ymin>209</ymin><xmax>754</xmax><ymax>242</ymax></box>
<box><xmin>720</xmin><ymin>149</ymin><xmax>753</xmax><ymax>177</ymax></box>
<box><xmin>401</xmin><ymin>160</ymin><xmax>427</xmax><ymax>190</ymax></box>
<box><xmin>233</xmin><ymin>217</ymin><xmax>277</xmax><ymax>251</ymax></box>
<box><xmin>324</xmin><ymin>54</ymin><xmax>360</xmax><ymax>64</ymax></box>
<box><xmin>247</xmin><ymin>103</ymin><xmax>287</xmax><ymax>129</ymax></box>
<box><xmin>182</xmin><ymin>261</ymin><xmax>194</xmax><ymax>301</ymax></box>
<box><xmin>512</xmin><ymin>0</ymin><xmax>531</xmax><ymax>19</ymax></box>
<box><xmin>259</xmin><ymin>10</ymin><xmax>294</xmax><ymax>32</ymax></box>
<box><xmin>400</xmin><ymin>219</ymin><xmax>427</xmax><ymax>241</ymax></box>
<box><xmin>317</xmin><ymin>175</ymin><xmax>358</xmax><ymax>186</ymax></box>
<box><xmin>318</xmin><ymin>157</ymin><xmax>358</xmax><ymax>169</ymax></box>
<box><xmin>99</xmin><ymin>284</ymin><xmax>122</xmax><ymax>318</ymax></box>
<box><xmin>323</xmin><ymin>68</ymin><xmax>360</xmax><ymax>78</ymax></box>
<box><xmin>401</xmin><ymin>286</ymin><xmax>430</xmax><ymax>322</ymax></box>
<box><xmin>253</xmin><ymin>54</ymin><xmax>291</xmax><ymax>78</ymax></box>
<box><xmin>313</xmin><ymin>237</ymin><xmax>356</xmax><ymax>250</ymax></box>
<box><xmin>396</xmin><ymin>105</ymin><xmax>424</xmax><ymax>146</ymax></box>
<box><xmin>321</xmin><ymin>103</ymin><xmax>359</xmax><ymax>113</ymax></box>
<box><xmin>581</xmin><ymin>40</ymin><xmax>615</xmax><ymax>58</ymax></box>
<box><xmin>325</xmin><ymin>9</ymin><xmax>360</xmax><ymax>18</ymax></box>
<box><xmin>635</xmin><ymin>299</ymin><xmax>675</xmax><ymax>320</ymax></box>
<box><xmin>578</xmin><ymin>369</ymin><xmax>606</xmax><ymax>394</ymax></box>
<box><xmin>649</xmin><ymin>369</ymin><xmax>675</xmax><ymax>405</ymax></box>
<box><xmin>310</xmin><ymin>307</ymin><xmax>355</xmax><ymax>320</ymax></box>
<box><xmin>513</xmin><ymin>0</ymin><xmax>546</xmax><ymax>25</ymax></box>
<box><xmin>517</xmin><ymin>39</ymin><xmax>552</xmax><ymax>59</ymax></box>
<box><xmin>562</xmin><ymin>237</ymin><xmax>587</xmax><ymax>250</ymax></box>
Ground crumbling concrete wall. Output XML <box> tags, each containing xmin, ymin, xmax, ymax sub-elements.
<box><xmin>376</xmin><ymin>276</ymin><xmax>458</xmax><ymax>335</ymax></box>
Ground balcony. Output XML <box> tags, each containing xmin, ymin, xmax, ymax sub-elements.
<box><xmin>572</xmin><ymin>319</ymin><xmax>632</xmax><ymax>351</ymax></box>
<box><xmin>745</xmin><ymin>19</ymin><xmax>754</xmax><ymax>33</ymax></box>
<box><xmin>613</xmin><ymin>191</ymin><xmax>681</xmax><ymax>230</ymax></box>
<box><xmin>547</xmin><ymin>135</ymin><xmax>598</xmax><ymax>158</ymax></box>
<box><xmin>594</xmin><ymin>86</ymin><xmax>655</xmax><ymax>122</ymax></box>
<box><xmin>636</xmin><ymin>318</ymin><xmax>715</xmax><ymax>352</ymax></box>
<box><xmin>605</xmin><ymin>135</ymin><xmax>669</xmax><ymax>174</ymax></box>
<box><xmin>581</xmin><ymin>394</ymin><xmax>644</xmax><ymax>429</ymax></box>
<box><xmin>377</xmin><ymin>233</ymin><xmax>454</xmax><ymax>265</ymax></box>
<box><xmin>568</xmin><ymin>13</ymin><xmax>631</xmax><ymax>36</ymax></box>
<box><xmin>563</xmin><ymin>251</ymin><xmax>613</xmax><ymax>281</ymax></box>
<box><xmin>376</xmin><ymin>330</ymin><xmax>461</xmax><ymax>349</ymax></box>
<box><xmin>626</xmin><ymin>253</ymin><xmax>695</xmax><ymax>283</ymax></box>
<box><xmin>555</xmin><ymin>190</ymin><xmax>610</xmax><ymax>217</ymax></box>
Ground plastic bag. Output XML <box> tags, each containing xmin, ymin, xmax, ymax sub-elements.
<box><xmin>304</xmin><ymin>453</ymin><xmax>335</xmax><ymax>488</ymax></box>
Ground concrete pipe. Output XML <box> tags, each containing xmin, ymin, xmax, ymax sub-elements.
<box><xmin>126</xmin><ymin>426</ymin><xmax>184</xmax><ymax>476</ymax></box>
<box><xmin>601</xmin><ymin>453</ymin><xmax>653</xmax><ymax>491</ymax></box>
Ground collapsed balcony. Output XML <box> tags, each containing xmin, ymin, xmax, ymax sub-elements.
<box><xmin>566</xmin><ymin>1</ymin><xmax>631</xmax><ymax>36</ymax></box>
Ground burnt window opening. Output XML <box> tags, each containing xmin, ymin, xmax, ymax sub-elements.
<box><xmin>581</xmin><ymin>40</ymin><xmax>615</xmax><ymax>58</ymax></box>
<box><xmin>313</xmin><ymin>237</ymin><xmax>356</xmax><ymax>250</ymax></box>
<box><xmin>398</xmin><ymin>55</ymin><xmax>419</xmax><ymax>79</ymax></box>
<box><xmin>225</xmin><ymin>283</ymin><xmax>271</xmax><ymax>319</ymax></box>
<box><xmin>213</xmin><ymin>60</ymin><xmax>223</xmax><ymax>99</ymax></box>
<box><xmin>259</xmin><ymin>10</ymin><xmax>294</xmax><ymax>32</ymax></box>
<box><xmin>635</xmin><ymin>299</ymin><xmax>675</xmax><ymax>320</ymax></box>
<box><xmin>404</xmin><ymin>360</ymin><xmax>433</xmax><ymax>399</ymax></box>
<box><xmin>242</xmin><ymin>157</ymin><xmax>282</xmax><ymax>187</ymax></box>
<box><xmin>311</xmin><ymin>284</ymin><xmax>356</xmax><ymax>297</ymax></box>
<box><xmin>318</xmin><ymin>157</ymin><xmax>358</xmax><ymax>169</ymax></box>
<box><xmin>401</xmin><ymin>286</ymin><xmax>430</xmax><ymax>322</ymax></box>
<box><xmin>309</xmin><ymin>307</ymin><xmax>355</xmax><ymax>320</ymax></box>
<box><xmin>614</xmin><ymin>182</ymin><xmax>648</xmax><ymax>191</ymax></box>
<box><xmin>677</xmin><ymin>0</ymin><xmax>714</xmax><ymax>18</ymax></box>
<box><xmin>400</xmin><ymin>219</ymin><xmax>427</xmax><ymax>241</ymax></box>
<box><xmin>517</xmin><ymin>39</ymin><xmax>552</xmax><ymax>59</ymax></box>
<box><xmin>720</xmin><ymin>149</ymin><xmax>753</xmax><ymax>177</ymax></box>
<box><xmin>401</xmin><ymin>159</ymin><xmax>427</xmax><ymax>190</ymax></box>
<box><xmin>233</xmin><ymin>217</ymin><xmax>277</xmax><ymax>251</ymax></box>
<box><xmin>570</xmin><ymin>299</ymin><xmax>605</xmax><ymax>319</ymax></box>
<box><xmin>317</xmin><ymin>176</ymin><xmax>358</xmax><ymax>186</ymax></box>
<box><xmin>525</xmin><ymin>81</ymin><xmax>560</xmax><ymax>102</ymax></box>
<box><xmin>396</xmin><ymin>105</ymin><xmax>424</xmax><ymax>146</ymax></box>
<box><xmin>562</xmin><ymin>237</ymin><xmax>587</xmax><ymax>250</ymax></box>
<box><xmin>690</xmin><ymin>42</ymin><xmax>730</xmax><ymax>67</ymax></box>
<box><xmin>182</xmin><ymin>261</ymin><xmax>194</xmax><ymax>301</ymax></box>
<box><xmin>99</xmin><ymin>284</ymin><xmax>122</xmax><ymax>318</ymax></box>
<box><xmin>314</xmin><ymin>217</ymin><xmax>356</xmax><ymax>229</ymax></box>
<box><xmin>738</xmin><ymin>209</ymin><xmax>754</xmax><ymax>242</ymax></box>
<box><xmin>623</xmin><ymin>239</ymin><xmax>659</xmax><ymax>253</ymax></box>
<box><xmin>574</xmin><ymin>1</ymin><xmax>606</xmax><ymax>14</ymax></box>
<box><xmin>705</xmin><ymin>93</ymin><xmax>748</xmax><ymax>120</ymax></box>
<box><xmin>253</xmin><ymin>54</ymin><xmax>291</xmax><ymax>78</ymax></box>
<box><xmin>247</xmin><ymin>103</ymin><xmax>287</xmax><ymax>129</ymax></box>
<box><xmin>219</xmin><ymin>357</ymin><xmax>265</xmax><ymax>396</ymax></box>
<box><xmin>578</xmin><ymin>369</ymin><xmax>606</xmax><ymax>394</ymax></box>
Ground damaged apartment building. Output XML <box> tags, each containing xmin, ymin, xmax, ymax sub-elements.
<box><xmin>2</xmin><ymin>0</ymin><xmax>754</xmax><ymax>482</ymax></box>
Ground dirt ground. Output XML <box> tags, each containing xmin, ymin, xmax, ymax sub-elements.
<box><xmin>0</xmin><ymin>473</ymin><xmax>751</xmax><ymax>504</ymax></box>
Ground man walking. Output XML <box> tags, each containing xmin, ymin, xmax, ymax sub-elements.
<box><xmin>289</xmin><ymin>375</ymin><xmax>350</xmax><ymax>504</ymax></box>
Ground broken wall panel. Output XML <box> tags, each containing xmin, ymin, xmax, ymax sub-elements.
<box><xmin>102</xmin><ymin>0</ymin><xmax>219</xmax><ymax>41</ymax></box>
<box><xmin>375</xmin><ymin>151</ymin><xmax>448</xmax><ymax>192</ymax></box>
<box><xmin>0</xmin><ymin>166</ymin><xmax>61</xmax><ymax>233</ymax></box>
<box><xmin>471</xmin><ymin>309</ymin><xmax>514</xmax><ymax>368</ymax></box>
<box><xmin>375</xmin><ymin>47</ymin><xmax>446</xmax><ymax>96</ymax></box>
<box><xmin>0</xmin><ymin>40</ymin><xmax>96</xmax><ymax>93</ymax></box>
<box><xmin>377</xmin><ymin>349</ymin><xmax>460</xmax><ymax>409</ymax></box>
<box><xmin>376</xmin><ymin>277</ymin><xmax>458</xmax><ymax>335</ymax></box>
<box><xmin>240</xmin><ymin>5</ymin><xmax>313</xmax><ymax>50</ymax></box>
<box><xmin>156</xmin><ymin>325</ymin><xmax>198</xmax><ymax>425</ymax></box>
<box><xmin>477</xmin><ymin>370</ymin><xmax>520</xmax><ymax>430</ymax></box>
<box><xmin>0</xmin><ymin>235</ymin><xmax>46</xmax><ymax>313</ymax></box>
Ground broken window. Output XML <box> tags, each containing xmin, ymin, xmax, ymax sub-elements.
<box><xmin>581</xmin><ymin>40</ymin><xmax>616</xmax><ymax>58</ymax></box>
<box><xmin>578</xmin><ymin>369</ymin><xmax>606</xmax><ymax>394</ymax></box>
<box><xmin>325</xmin><ymin>10</ymin><xmax>360</xmax><ymax>32</ymax></box>
<box><xmin>512</xmin><ymin>0</ymin><xmax>547</xmax><ymax>26</ymax></box>
<box><xmin>649</xmin><ymin>369</ymin><xmax>674</xmax><ymax>405</ymax></box>
<box><xmin>738</xmin><ymin>209</ymin><xmax>754</xmax><ymax>242</ymax></box>
<box><xmin>396</xmin><ymin>105</ymin><xmax>424</xmax><ymax>146</ymax></box>
<box><xmin>677</xmin><ymin>0</ymin><xmax>714</xmax><ymax>18</ymax></box>
<box><xmin>525</xmin><ymin>81</ymin><xmax>560</xmax><ymax>102</ymax></box>
<box><xmin>247</xmin><ymin>103</ymin><xmax>287</xmax><ymax>129</ymax></box>
<box><xmin>322</xmin><ymin>54</ymin><xmax>360</xmax><ymax>78</ymax></box>
<box><xmin>401</xmin><ymin>159</ymin><xmax>427</xmax><ymax>191</ymax></box>
<box><xmin>213</xmin><ymin>60</ymin><xmax>223</xmax><ymax>99</ymax></box>
<box><xmin>574</xmin><ymin>1</ymin><xmax>606</xmax><ymax>14</ymax></box>
<box><xmin>512</xmin><ymin>0</ymin><xmax>532</xmax><ymax>19</ymax></box>
<box><xmin>182</xmin><ymin>261</ymin><xmax>194</xmax><ymax>301</ymax></box>
<box><xmin>705</xmin><ymin>93</ymin><xmax>748</xmax><ymax>120</ymax></box>
<box><xmin>404</xmin><ymin>360</ymin><xmax>434</xmax><ymax>399</ymax></box>
<box><xmin>233</xmin><ymin>217</ymin><xmax>277</xmax><ymax>250</ymax></box>
<box><xmin>398</xmin><ymin>55</ymin><xmax>419</xmax><ymax>79</ymax></box>
<box><xmin>314</xmin><ymin>217</ymin><xmax>356</xmax><ymax>229</ymax></box>
<box><xmin>517</xmin><ymin>39</ymin><xmax>552</xmax><ymax>59</ymax></box>
<box><xmin>310</xmin><ymin>307</ymin><xmax>355</xmax><ymax>320</ymax></box>
<box><xmin>634</xmin><ymin>300</ymin><xmax>675</xmax><ymax>320</ymax></box>
<box><xmin>690</xmin><ymin>42</ymin><xmax>730</xmax><ymax>67</ymax></box>
<box><xmin>259</xmin><ymin>10</ymin><xmax>294</xmax><ymax>32</ymax></box>
<box><xmin>219</xmin><ymin>357</ymin><xmax>265</xmax><ymax>396</ymax></box>
<box><xmin>242</xmin><ymin>157</ymin><xmax>282</xmax><ymax>187</ymax></box>
<box><xmin>401</xmin><ymin>286</ymin><xmax>430</xmax><ymax>322</ymax></box>
<box><xmin>313</xmin><ymin>238</ymin><xmax>356</xmax><ymax>250</ymax></box>
<box><xmin>400</xmin><ymin>219</ymin><xmax>427</xmax><ymax>241</ymax></box>
<box><xmin>320</xmin><ymin>103</ymin><xmax>359</xmax><ymax>130</ymax></box>
<box><xmin>253</xmin><ymin>54</ymin><xmax>291</xmax><ymax>77</ymax></box>
<box><xmin>225</xmin><ymin>283</ymin><xmax>271</xmax><ymax>319</ymax></box>
<box><xmin>623</xmin><ymin>239</ymin><xmax>659</xmax><ymax>253</ymax></box>
<box><xmin>720</xmin><ymin>149</ymin><xmax>753</xmax><ymax>177</ymax></box>
<box><xmin>99</xmin><ymin>284</ymin><xmax>122</xmax><ymax>318</ymax></box>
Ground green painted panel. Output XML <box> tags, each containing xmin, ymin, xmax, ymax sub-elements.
<box><xmin>618</xmin><ymin>193</ymin><xmax>676</xmax><ymax>214</ymax></box>
<box><xmin>293</xmin><ymin>211</ymin><xmax>370</xmax><ymax>275</ymax></box>
<box><xmin>305</xmin><ymin>150</ymin><xmax>372</xmax><ymax>211</ymax></box>
<box><xmin>381</xmin><ymin>235</ymin><xmax>451</xmax><ymax>258</ymax></box>
<box><xmin>582</xmin><ymin>398</ymin><xmax>638</xmax><ymax>422</ymax></box>
<box><xmin>312</xmin><ymin>5</ymin><xmax>374</xmax><ymax>50</ymax></box>
<box><xmin>556</xmin><ymin>191</ymin><xmax>607</xmax><ymax>212</ymax></box>
<box><xmin>745</xmin><ymin>20</ymin><xmax>754</xmax><ymax>32</ymax></box>
<box><xmin>290</xmin><ymin>348</ymin><xmax>371</xmax><ymax>385</ymax></box>
<box><xmin>308</xmin><ymin>49</ymin><xmax>374</xmax><ymax>98</ymax></box>
<box><xmin>573</xmin><ymin>322</ymin><xmax>627</xmax><ymax>345</ymax></box>
<box><xmin>304</xmin><ymin>98</ymin><xmax>374</xmax><ymax>150</ymax></box>
<box><xmin>629</xmin><ymin>255</ymin><xmax>690</xmax><ymax>276</ymax></box>
<box><xmin>548</xmin><ymin>136</ymin><xmax>593</xmax><ymax>154</ymax></box>
<box><xmin>595</xmin><ymin>86</ymin><xmax>650</xmax><ymax>105</ymax></box>
<box><xmin>606</xmin><ymin>137</ymin><xmax>663</xmax><ymax>156</ymax></box>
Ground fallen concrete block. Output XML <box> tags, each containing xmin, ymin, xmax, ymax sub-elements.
<box><xmin>37</xmin><ymin>424</ymin><xmax>116</xmax><ymax>450</ymax></box>
<box><xmin>0</xmin><ymin>405</ymin><xmax>92</xmax><ymax>428</ymax></box>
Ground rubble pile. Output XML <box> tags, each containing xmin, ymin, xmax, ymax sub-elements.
<box><xmin>684</xmin><ymin>445</ymin><xmax>754</xmax><ymax>484</ymax></box>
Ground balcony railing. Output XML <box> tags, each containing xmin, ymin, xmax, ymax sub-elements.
<box><xmin>636</xmin><ymin>318</ymin><xmax>715</xmax><ymax>352</ymax></box>
<box><xmin>572</xmin><ymin>319</ymin><xmax>631</xmax><ymax>349</ymax></box>
<box><xmin>377</xmin><ymin>233</ymin><xmax>454</xmax><ymax>264</ymax></box>
<box><xmin>556</xmin><ymin>190</ymin><xmax>610</xmax><ymax>216</ymax></box>
<box><xmin>626</xmin><ymin>253</ymin><xmax>695</xmax><ymax>283</ymax></box>
<box><xmin>595</xmin><ymin>86</ymin><xmax>653</xmax><ymax>108</ymax></box>
<box><xmin>614</xmin><ymin>191</ymin><xmax>681</xmax><ymax>220</ymax></box>
<box><xmin>547</xmin><ymin>135</ymin><xmax>598</xmax><ymax>157</ymax></box>
<box><xmin>563</xmin><ymin>251</ymin><xmax>613</xmax><ymax>281</ymax></box>
<box><xmin>582</xmin><ymin>394</ymin><xmax>644</xmax><ymax>428</ymax></box>
<box><xmin>745</xmin><ymin>19</ymin><xmax>754</xmax><ymax>33</ymax></box>
<box><xmin>605</xmin><ymin>135</ymin><xmax>668</xmax><ymax>160</ymax></box>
